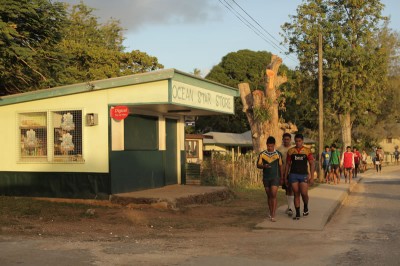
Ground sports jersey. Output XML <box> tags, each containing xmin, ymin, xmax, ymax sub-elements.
<box><xmin>330</xmin><ymin>150</ymin><xmax>341</xmax><ymax>165</ymax></box>
<box><xmin>257</xmin><ymin>150</ymin><xmax>282</xmax><ymax>180</ymax></box>
<box><xmin>287</xmin><ymin>146</ymin><xmax>314</xmax><ymax>175</ymax></box>
<box><xmin>341</xmin><ymin>151</ymin><xmax>354</xmax><ymax>168</ymax></box>
<box><xmin>353</xmin><ymin>151</ymin><xmax>361</xmax><ymax>164</ymax></box>
<box><xmin>321</xmin><ymin>151</ymin><xmax>331</xmax><ymax>166</ymax></box>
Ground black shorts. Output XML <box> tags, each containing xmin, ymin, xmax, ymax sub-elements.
<box><xmin>331</xmin><ymin>164</ymin><xmax>339</xmax><ymax>170</ymax></box>
<box><xmin>263</xmin><ymin>178</ymin><xmax>280</xmax><ymax>188</ymax></box>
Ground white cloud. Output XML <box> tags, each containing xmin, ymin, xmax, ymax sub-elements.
<box><xmin>62</xmin><ymin>0</ymin><xmax>223</xmax><ymax>32</ymax></box>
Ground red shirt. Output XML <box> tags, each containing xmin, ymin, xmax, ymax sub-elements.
<box><xmin>354</xmin><ymin>151</ymin><xmax>361</xmax><ymax>164</ymax></box>
<box><xmin>341</xmin><ymin>152</ymin><xmax>355</xmax><ymax>168</ymax></box>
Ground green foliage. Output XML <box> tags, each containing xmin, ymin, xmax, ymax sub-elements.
<box><xmin>281</xmin><ymin>0</ymin><xmax>398</xmax><ymax>146</ymax></box>
<box><xmin>253</xmin><ymin>97</ymin><xmax>272</xmax><ymax>123</ymax></box>
<box><xmin>0</xmin><ymin>0</ymin><xmax>163</xmax><ymax>96</ymax></box>
<box><xmin>57</xmin><ymin>2</ymin><xmax>163</xmax><ymax>85</ymax></box>
<box><xmin>0</xmin><ymin>0</ymin><xmax>67</xmax><ymax>95</ymax></box>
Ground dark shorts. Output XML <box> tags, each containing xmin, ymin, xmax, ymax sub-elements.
<box><xmin>263</xmin><ymin>178</ymin><xmax>280</xmax><ymax>188</ymax></box>
<box><xmin>344</xmin><ymin>167</ymin><xmax>352</xmax><ymax>171</ymax></box>
<box><xmin>289</xmin><ymin>173</ymin><xmax>308</xmax><ymax>183</ymax></box>
<box><xmin>331</xmin><ymin>164</ymin><xmax>339</xmax><ymax>170</ymax></box>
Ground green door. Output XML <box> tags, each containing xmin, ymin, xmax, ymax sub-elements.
<box><xmin>165</xmin><ymin>119</ymin><xmax>178</xmax><ymax>185</ymax></box>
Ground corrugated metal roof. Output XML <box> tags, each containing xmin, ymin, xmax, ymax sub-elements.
<box><xmin>204</xmin><ymin>131</ymin><xmax>253</xmax><ymax>147</ymax></box>
<box><xmin>203</xmin><ymin>130</ymin><xmax>316</xmax><ymax>146</ymax></box>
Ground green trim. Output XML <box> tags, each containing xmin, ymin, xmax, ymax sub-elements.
<box><xmin>0</xmin><ymin>171</ymin><xmax>110</xmax><ymax>199</ymax></box>
<box><xmin>168</xmin><ymin>78</ymin><xmax>173</xmax><ymax>103</ymax></box>
<box><xmin>180</xmin><ymin>151</ymin><xmax>186</xmax><ymax>184</ymax></box>
<box><xmin>168</xmin><ymin>101</ymin><xmax>235</xmax><ymax>115</ymax></box>
<box><xmin>0</xmin><ymin>69</ymin><xmax>238</xmax><ymax>106</ymax></box>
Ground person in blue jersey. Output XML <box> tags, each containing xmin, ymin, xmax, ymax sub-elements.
<box><xmin>320</xmin><ymin>145</ymin><xmax>331</xmax><ymax>183</ymax></box>
<box><xmin>257</xmin><ymin>136</ymin><xmax>284</xmax><ymax>222</ymax></box>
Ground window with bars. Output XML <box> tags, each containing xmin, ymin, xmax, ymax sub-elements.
<box><xmin>18</xmin><ymin>110</ymin><xmax>83</xmax><ymax>163</ymax></box>
<box><xmin>52</xmin><ymin>110</ymin><xmax>83</xmax><ymax>162</ymax></box>
<box><xmin>19</xmin><ymin>112</ymin><xmax>48</xmax><ymax>162</ymax></box>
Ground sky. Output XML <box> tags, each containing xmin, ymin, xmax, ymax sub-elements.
<box><xmin>63</xmin><ymin>0</ymin><xmax>400</xmax><ymax>76</ymax></box>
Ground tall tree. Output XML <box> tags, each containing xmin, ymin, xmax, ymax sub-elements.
<box><xmin>0</xmin><ymin>1</ymin><xmax>163</xmax><ymax>96</ymax></box>
<box><xmin>58</xmin><ymin>2</ymin><xmax>163</xmax><ymax>85</ymax></box>
<box><xmin>0</xmin><ymin>0</ymin><xmax>67</xmax><ymax>95</ymax></box>
<box><xmin>282</xmin><ymin>0</ymin><xmax>391</xmax><ymax>148</ymax></box>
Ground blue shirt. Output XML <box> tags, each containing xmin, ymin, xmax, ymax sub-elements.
<box><xmin>321</xmin><ymin>151</ymin><xmax>331</xmax><ymax>166</ymax></box>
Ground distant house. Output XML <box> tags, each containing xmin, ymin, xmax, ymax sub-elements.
<box><xmin>377</xmin><ymin>137</ymin><xmax>400</xmax><ymax>163</ymax></box>
<box><xmin>203</xmin><ymin>131</ymin><xmax>253</xmax><ymax>156</ymax></box>
<box><xmin>185</xmin><ymin>131</ymin><xmax>316</xmax><ymax>161</ymax></box>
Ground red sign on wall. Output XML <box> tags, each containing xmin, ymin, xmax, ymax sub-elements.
<box><xmin>110</xmin><ymin>106</ymin><xmax>129</xmax><ymax>120</ymax></box>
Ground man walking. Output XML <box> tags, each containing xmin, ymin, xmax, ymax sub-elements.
<box><xmin>277</xmin><ymin>133</ymin><xmax>294</xmax><ymax>217</ymax></box>
<box><xmin>320</xmin><ymin>145</ymin><xmax>331</xmax><ymax>183</ymax></box>
<box><xmin>285</xmin><ymin>134</ymin><xmax>315</xmax><ymax>220</ymax></box>
<box><xmin>353</xmin><ymin>147</ymin><xmax>361</xmax><ymax>178</ymax></box>
<box><xmin>330</xmin><ymin>144</ymin><xmax>341</xmax><ymax>184</ymax></box>
<box><xmin>341</xmin><ymin>146</ymin><xmax>355</xmax><ymax>183</ymax></box>
<box><xmin>394</xmin><ymin>149</ymin><xmax>399</xmax><ymax>165</ymax></box>
<box><xmin>257</xmin><ymin>136</ymin><xmax>284</xmax><ymax>222</ymax></box>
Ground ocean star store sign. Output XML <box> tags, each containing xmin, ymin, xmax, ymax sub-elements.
<box><xmin>171</xmin><ymin>81</ymin><xmax>234</xmax><ymax>114</ymax></box>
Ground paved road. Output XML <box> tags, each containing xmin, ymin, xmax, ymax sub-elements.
<box><xmin>1</xmin><ymin>166</ymin><xmax>399</xmax><ymax>265</ymax></box>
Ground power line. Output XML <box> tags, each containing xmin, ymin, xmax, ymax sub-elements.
<box><xmin>218</xmin><ymin>0</ymin><xmax>297</xmax><ymax>63</ymax></box>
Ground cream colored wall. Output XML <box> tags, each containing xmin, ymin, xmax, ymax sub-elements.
<box><xmin>379</xmin><ymin>138</ymin><xmax>400</xmax><ymax>154</ymax></box>
<box><xmin>0</xmin><ymin>80</ymin><xmax>170</xmax><ymax>173</ymax></box>
<box><xmin>203</xmin><ymin>144</ymin><xmax>228</xmax><ymax>153</ymax></box>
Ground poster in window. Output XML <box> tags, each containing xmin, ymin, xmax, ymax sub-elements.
<box><xmin>185</xmin><ymin>140</ymin><xmax>199</xmax><ymax>158</ymax></box>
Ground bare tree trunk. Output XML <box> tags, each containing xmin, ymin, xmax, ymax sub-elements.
<box><xmin>239</xmin><ymin>55</ymin><xmax>297</xmax><ymax>153</ymax></box>
<box><xmin>339</xmin><ymin>113</ymin><xmax>352</xmax><ymax>148</ymax></box>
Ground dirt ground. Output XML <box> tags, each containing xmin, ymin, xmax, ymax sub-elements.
<box><xmin>0</xmin><ymin>188</ymin><xmax>283</xmax><ymax>241</ymax></box>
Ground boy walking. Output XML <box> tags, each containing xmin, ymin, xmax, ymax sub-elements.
<box><xmin>257</xmin><ymin>137</ymin><xmax>284</xmax><ymax>222</ymax></box>
<box><xmin>285</xmin><ymin>134</ymin><xmax>315</xmax><ymax>220</ymax></box>
<box><xmin>277</xmin><ymin>133</ymin><xmax>294</xmax><ymax>217</ymax></box>
<box><xmin>320</xmin><ymin>145</ymin><xmax>331</xmax><ymax>183</ymax></box>
<box><xmin>330</xmin><ymin>144</ymin><xmax>341</xmax><ymax>184</ymax></box>
<box><xmin>341</xmin><ymin>146</ymin><xmax>355</xmax><ymax>183</ymax></box>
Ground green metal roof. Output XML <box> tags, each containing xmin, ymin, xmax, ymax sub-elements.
<box><xmin>0</xmin><ymin>69</ymin><xmax>239</xmax><ymax>107</ymax></box>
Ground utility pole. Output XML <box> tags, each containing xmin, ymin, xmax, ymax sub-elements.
<box><xmin>318</xmin><ymin>32</ymin><xmax>324</xmax><ymax>182</ymax></box>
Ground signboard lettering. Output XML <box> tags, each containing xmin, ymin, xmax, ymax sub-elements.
<box><xmin>171</xmin><ymin>81</ymin><xmax>234</xmax><ymax>113</ymax></box>
<box><xmin>110</xmin><ymin>106</ymin><xmax>129</xmax><ymax>120</ymax></box>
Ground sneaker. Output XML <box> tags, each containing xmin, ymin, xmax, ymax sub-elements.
<box><xmin>303</xmin><ymin>210</ymin><xmax>309</xmax><ymax>216</ymax></box>
<box><xmin>293</xmin><ymin>215</ymin><xmax>300</xmax><ymax>220</ymax></box>
<box><xmin>287</xmin><ymin>209</ymin><xmax>293</xmax><ymax>217</ymax></box>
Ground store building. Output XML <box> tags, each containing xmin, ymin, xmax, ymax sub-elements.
<box><xmin>0</xmin><ymin>69</ymin><xmax>238</xmax><ymax>199</ymax></box>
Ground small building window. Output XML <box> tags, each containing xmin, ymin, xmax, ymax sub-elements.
<box><xmin>185</xmin><ymin>140</ymin><xmax>199</xmax><ymax>158</ymax></box>
<box><xmin>19</xmin><ymin>112</ymin><xmax>47</xmax><ymax>162</ymax></box>
<box><xmin>387</xmin><ymin>138</ymin><xmax>392</xmax><ymax>144</ymax></box>
<box><xmin>52</xmin><ymin>110</ymin><xmax>83</xmax><ymax>162</ymax></box>
<box><xmin>124</xmin><ymin>114</ymin><xmax>158</xmax><ymax>150</ymax></box>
